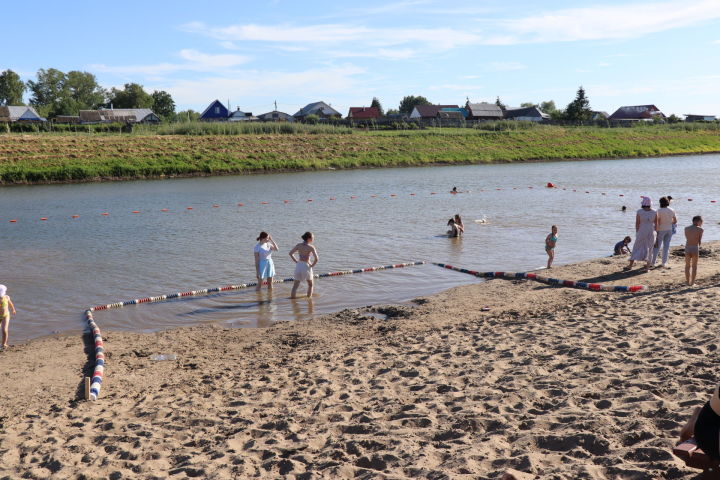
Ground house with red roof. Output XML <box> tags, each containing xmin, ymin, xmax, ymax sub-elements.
<box><xmin>347</xmin><ymin>106</ymin><xmax>381</xmax><ymax>120</ymax></box>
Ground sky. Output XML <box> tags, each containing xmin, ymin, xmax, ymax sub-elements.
<box><xmin>4</xmin><ymin>0</ymin><xmax>720</xmax><ymax>116</ymax></box>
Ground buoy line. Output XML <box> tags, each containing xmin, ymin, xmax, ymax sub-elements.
<box><xmin>433</xmin><ymin>263</ymin><xmax>648</xmax><ymax>293</ymax></box>
<box><xmin>83</xmin><ymin>261</ymin><xmax>425</xmax><ymax>400</ymax></box>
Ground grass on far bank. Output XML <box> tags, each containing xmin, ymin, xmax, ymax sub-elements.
<box><xmin>1</xmin><ymin>125</ymin><xmax>720</xmax><ymax>184</ymax></box>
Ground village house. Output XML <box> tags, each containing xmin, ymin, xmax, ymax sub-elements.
<box><xmin>685</xmin><ymin>114</ymin><xmax>717</xmax><ymax>122</ymax></box>
<box><xmin>465</xmin><ymin>102</ymin><xmax>503</xmax><ymax>121</ymax></box>
<box><xmin>409</xmin><ymin>104</ymin><xmax>459</xmax><ymax>120</ymax></box>
<box><xmin>503</xmin><ymin>106</ymin><xmax>550</xmax><ymax>122</ymax></box>
<box><xmin>591</xmin><ymin>111</ymin><xmax>610</xmax><ymax>121</ymax></box>
<box><xmin>257</xmin><ymin>110</ymin><xmax>295</xmax><ymax>122</ymax></box>
<box><xmin>608</xmin><ymin>105</ymin><xmax>665</xmax><ymax>122</ymax></box>
<box><xmin>347</xmin><ymin>106</ymin><xmax>381</xmax><ymax>121</ymax></box>
<box><xmin>293</xmin><ymin>101</ymin><xmax>342</xmax><ymax>121</ymax></box>
<box><xmin>78</xmin><ymin>109</ymin><xmax>160</xmax><ymax>124</ymax></box>
<box><xmin>0</xmin><ymin>106</ymin><xmax>46</xmax><ymax>123</ymax></box>
<box><xmin>227</xmin><ymin>107</ymin><xmax>258</xmax><ymax>122</ymax></box>
<box><xmin>199</xmin><ymin>100</ymin><xmax>230</xmax><ymax>121</ymax></box>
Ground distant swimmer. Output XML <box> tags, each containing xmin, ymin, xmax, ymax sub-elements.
<box><xmin>621</xmin><ymin>205</ymin><xmax>627</xmax><ymax>212</ymax></box>
<box><xmin>254</xmin><ymin>231</ymin><xmax>279</xmax><ymax>292</ymax></box>
<box><xmin>452</xmin><ymin>186</ymin><xmax>458</xmax><ymax>193</ymax></box>
<box><xmin>545</xmin><ymin>225</ymin><xmax>558</xmax><ymax>269</ymax></box>
<box><xmin>289</xmin><ymin>232</ymin><xmax>319</xmax><ymax>298</ymax></box>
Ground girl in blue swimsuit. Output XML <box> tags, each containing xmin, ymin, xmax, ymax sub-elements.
<box><xmin>545</xmin><ymin>225</ymin><xmax>558</xmax><ymax>269</ymax></box>
<box><xmin>254</xmin><ymin>232</ymin><xmax>279</xmax><ymax>291</ymax></box>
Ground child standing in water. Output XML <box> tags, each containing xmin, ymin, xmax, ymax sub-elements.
<box><xmin>545</xmin><ymin>225</ymin><xmax>558</xmax><ymax>268</ymax></box>
<box><xmin>254</xmin><ymin>232</ymin><xmax>279</xmax><ymax>291</ymax></box>
<box><xmin>684</xmin><ymin>216</ymin><xmax>704</xmax><ymax>286</ymax></box>
<box><xmin>0</xmin><ymin>285</ymin><xmax>17</xmax><ymax>350</ymax></box>
<box><xmin>289</xmin><ymin>232</ymin><xmax>319</xmax><ymax>299</ymax></box>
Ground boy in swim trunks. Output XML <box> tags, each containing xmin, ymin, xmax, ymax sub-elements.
<box><xmin>289</xmin><ymin>232</ymin><xmax>319</xmax><ymax>299</ymax></box>
<box><xmin>684</xmin><ymin>216</ymin><xmax>703</xmax><ymax>286</ymax></box>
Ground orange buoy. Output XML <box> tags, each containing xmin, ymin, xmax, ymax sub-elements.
<box><xmin>330</xmin><ymin>197</ymin><xmax>336</xmax><ymax>200</ymax></box>
<box><xmin>238</xmin><ymin>203</ymin><xmax>244</xmax><ymax>207</ymax></box>
<box><xmin>101</xmin><ymin>212</ymin><xmax>109</xmax><ymax>216</ymax></box>
<box><xmin>72</xmin><ymin>215</ymin><xmax>80</xmax><ymax>218</ymax></box>
<box><xmin>9</xmin><ymin>220</ymin><xmax>17</xmax><ymax>223</ymax></box>
<box><xmin>132</xmin><ymin>210</ymin><xmax>140</xmax><ymax>213</ymax></box>
<box><xmin>712</xmin><ymin>200</ymin><xmax>717</xmax><ymax>203</ymax></box>
<box><xmin>260</xmin><ymin>202</ymin><xmax>268</xmax><ymax>205</ymax></box>
<box><xmin>160</xmin><ymin>208</ymin><xmax>169</xmax><ymax>212</ymax></box>
<box><xmin>619</xmin><ymin>194</ymin><xmax>624</xmax><ymax>197</ymax></box>
<box><xmin>307</xmin><ymin>199</ymin><xmax>313</xmax><ymax>202</ymax></box>
<box><xmin>546</xmin><ymin>182</ymin><xmax>555</xmax><ymax>188</ymax></box>
<box><xmin>187</xmin><ymin>207</ymin><xmax>193</xmax><ymax>210</ymax></box>
<box><xmin>430</xmin><ymin>192</ymin><xmax>437</xmax><ymax>195</ymax></box>
<box><xmin>283</xmin><ymin>200</ymin><xmax>290</xmax><ymax>203</ymax></box>
<box><xmin>40</xmin><ymin>217</ymin><xmax>48</xmax><ymax>221</ymax></box>
<box><xmin>390</xmin><ymin>194</ymin><xmax>397</xmax><ymax>197</ymax></box>
<box><xmin>410</xmin><ymin>193</ymin><xmax>416</xmax><ymax>196</ymax></box>
<box><xmin>351</xmin><ymin>196</ymin><xmax>358</xmax><ymax>199</ymax></box>
<box><xmin>212</xmin><ymin>205</ymin><xmax>220</xmax><ymax>208</ymax></box>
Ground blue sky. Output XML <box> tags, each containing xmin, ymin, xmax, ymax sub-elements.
<box><xmin>4</xmin><ymin>0</ymin><xmax>720</xmax><ymax>116</ymax></box>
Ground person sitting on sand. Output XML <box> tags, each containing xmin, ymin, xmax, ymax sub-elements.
<box><xmin>624</xmin><ymin>196</ymin><xmax>657</xmax><ymax>272</ymax></box>
<box><xmin>0</xmin><ymin>284</ymin><xmax>17</xmax><ymax>350</ymax></box>
<box><xmin>254</xmin><ymin>232</ymin><xmax>279</xmax><ymax>292</ymax></box>
<box><xmin>684</xmin><ymin>215</ymin><xmax>703</xmax><ymax>286</ymax></box>
<box><xmin>289</xmin><ymin>232</ymin><xmax>319</xmax><ymax>299</ymax></box>
<box><xmin>545</xmin><ymin>225</ymin><xmax>558</xmax><ymax>269</ymax></box>
<box><xmin>614</xmin><ymin>236</ymin><xmax>632</xmax><ymax>256</ymax></box>
<box><xmin>680</xmin><ymin>385</ymin><xmax>720</xmax><ymax>461</ymax></box>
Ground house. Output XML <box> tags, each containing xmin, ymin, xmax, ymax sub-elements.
<box><xmin>409</xmin><ymin>104</ymin><xmax>459</xmax><ymax>120</ymax></box>
<box><xmin>227</xmin><ymin>107</ymin><xmax>258</xmax><ymax>122</ymax></box>
<box><xmin>465</xmin><ymin>102</ymin><xmax>503</xmax><ymax>121</ymax></box>
<box><xmin>199</xmin><ymin>100</ymin><xmax>230</xmax><ymax>121</ymax></box>
<box><xmin>608</xmin><ymin>105</ymin><xmax>665</xmax><ymax>121</ymax></box>
<box><xmin>347</xmin><ymin>107</ymin><xmax>381</xmax><ymax>121</ymax></box>
<box><xmin>0</xmin><ymin>106</ymin><xmax>46</xmax><ymax>123</ymax></box>
<box><xmin>591</xmin><ymin>111</ymin><xmax>609</xmax><ymax>121</ymax></box>
<box><xmin>293</xmin><ymin>101</ymin><xmax>342</xmax><ymax>121</ymax></box>
<box><xmin>79</xmin><ymin>109</ymin><xmax>160</xmax><ymax>124</ymax></box>
<box><xmin>504</xmin><ymin>106</ymin><xmax>550</xmax><ymax>122</ymax></box>
<box><xmin>685</xmin><ymin>114</ymin><xmax>717</xmax><ymax>122</ymax></box>
<box><xmin>437</xmin><ymin>110</ymin><xmax>466</xmax><ymax>120</ymax></box>
<box><xmin>54</xmin><ymin>115</ymin><xmax>81</xmax><ymax>124</ymax></box>
<box><xmin>257</xmin><ymin>110</ymin><xmax>295</xmax><ymax>122</ymax></box>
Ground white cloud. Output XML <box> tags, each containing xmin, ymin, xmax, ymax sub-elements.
<box><xmin>487</xmin><ymin>61</ymin><xmax>526</xmax><ymax>71</ymax></box>
<box><xmin>90</xmin><ymin>49</ymin><xmax>251</xmax><ymax>76</ymax></box>
<box><xmin>597</xmin><ymin>62</ymin><xmax>612</xmax><ymax>67</ymax></box>
<box><xmin>428</xmin><ymin>83</ymin><xmax>484</xmax><ymax>91</ymax></box>
<box><xmin>494</xmin><ymin>0</ymin><xmax>720</xmax><ymax>44</ymax></box>
<box><xmin>714</xmin><ymin>39</ymin><xmax>720</xmax><ymax>44</ymax></box>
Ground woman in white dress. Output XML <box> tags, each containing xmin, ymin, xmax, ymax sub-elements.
<box><xmin>625</xmin><ymin>196</ymin><xmax>657</xmax><ymax>272</ymax></box>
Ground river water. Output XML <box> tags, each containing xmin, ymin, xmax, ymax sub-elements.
<box><xmin>1</xmin><ymin>154</ymin><xmax>718</xmax><ymax>342</ymax></box>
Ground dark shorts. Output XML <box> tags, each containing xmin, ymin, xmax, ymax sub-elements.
<box><xmin>696</xmin><ymin>402</ymin><xmax>720</xmax><ymax>460</ymax></box>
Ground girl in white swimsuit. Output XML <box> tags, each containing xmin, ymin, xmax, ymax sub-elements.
<box><xmin>289</xmin><ymin>232</ymin><xmax>319</xmax><ymax>299</ymax></box>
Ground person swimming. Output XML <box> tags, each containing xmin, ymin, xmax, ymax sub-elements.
<box><xmin>447</xmin><ymin>218</ymin><xmax>462</xmax><ymax>237</ymax></box>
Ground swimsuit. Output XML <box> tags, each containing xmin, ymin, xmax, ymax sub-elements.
<box><xmin>1</xmin><ymin>296</ymin><xmax>8</xmax><ymax>321</ymax></box>
<box><xmin>546</xmin><ymin>235</ymin><xmax>557</xmax><ymax>252</ymax></box>
<box><xmin>614</xmin><ymin>240</ymin><xmax>626</xmax><ymax>255</ymax></box>
<box><xmin>294</xmin><ymin>261</ymin><xmax>313</xmax><ymax>282</ymax></box>
<box><xmin>686</xmin><ymin>244</ymin><xmax>700</xmax><ymax>255</ymax></box>
<box><xmin>696</xmin><ymin>402</ymin><xmax>720</xmax><ymax>460</ymax></box>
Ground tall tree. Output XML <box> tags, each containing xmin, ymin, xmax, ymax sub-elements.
<box><xmin>0</xmin><ymin>69</ymin><xmax>26</xmax><ymax>105</ymax></box>
<box><xmin>109</xmin><ymin>83</ymin><xmax>153</xmax><ymax>109</ymax></box>
<box><xmin>495</xmin><ymin>96</ymin><xmax>507</xmax><ymax>110</ymax></box>
<box><xmin>540</xmin><ymin>100</ymin><xmax>557</xmax><ymax>114</ymax></box>
<box><xmin>520</xmin><ymin>102</ymin><xmax>537</xmax><ymax>108</ymax></box>
<box><xmin>398</xmin><ymin>95</ymin><xmax>430</xmax><ymax>114</ymax></box>
<box><xmin>151</xmin><ymin>90</ymin><xmax>176</xmax><ymax>119</ymax></box>
<box><xmin>27</xmin><ymin>68</ymin><xmax>66</xmax><ymax>108</ymax></box>
<box><xmin>176</xmin><ymin>109</ymin><xmax>200</xmax><ymax>122</ymax></box>
<box><xmin>370</xmin><ymin>97</ymin><xmax>384</xmax><ymax>116</ymax></box>
<box><xmin>64</xmin><ymin>71</ymin><xmax>105</xmax><ymax>109</ymax></box>
<box><xmin>564</xmin><ymin>86</ymin><xmax>592</xmax><ymax>123</ymax></box>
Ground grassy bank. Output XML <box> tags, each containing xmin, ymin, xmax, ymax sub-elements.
<box><xmin>1</xmin><ymin>125</ymin><xmax>720</xmax><ymax>184</ymax></box>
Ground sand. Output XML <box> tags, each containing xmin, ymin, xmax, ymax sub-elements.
<box><xmin>1</xmin><ymin>244</ymin><xmax>719</xmax><ymax>479</ymax></box>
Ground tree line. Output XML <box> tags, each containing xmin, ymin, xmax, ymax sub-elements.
<box><xmin>0</xmin><ymin>68</ymin><xmax>192</xmax><ymax>121</ymax></box>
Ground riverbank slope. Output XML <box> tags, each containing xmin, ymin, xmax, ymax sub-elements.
<box><xmin>2</xmin><ymin>125</ymin><xmax>720</xmax><ymax>184</ymax></box>
<box><xmin>1</xmin><ymin>245</ymin><xmax>718</xmax><ymax>478</ymax></box>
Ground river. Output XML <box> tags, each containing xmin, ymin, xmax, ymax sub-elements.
<box><xmin>1</xmin><ymin>154</ymin><xmax>718</xmax><ymax>342</ymax></box>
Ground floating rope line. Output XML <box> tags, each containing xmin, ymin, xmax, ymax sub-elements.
<box><xmin>433</xmin><ymin>263</ymin><xmax>648</xmax><ymax>293</ymax></box>
<box><xmin>84</xmin><ymin>261</ymin><xmax>425</xmax><ymax>400</ymax></box>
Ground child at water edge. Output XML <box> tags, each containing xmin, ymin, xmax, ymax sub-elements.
<box><xmin>289</xmin><ymin>232</ymin><xmax>319</xmax><ymax>299</ymax></box>
<box><xmin>684</xmin><ymin>216</ymin><xmax>704</xmax><ymax>286</ymax></box>
<box><xmin>614</xmin><ymin>236</ymin><xmax>632</xmax><ymax>256</ymax></box>
<box><xmin>254</xmin><ymin>232</ymin><xmax>279</xmax><ymax>291</ymax></box>
<box><xmin>0</xmin><ymin>285</ymin><xmax>17</xmax><ymax>349</ymax></box>
<box><xmin>545</xmin><ymin>225</ymin><xmax>558</xmax><ymax>268</ymax></box>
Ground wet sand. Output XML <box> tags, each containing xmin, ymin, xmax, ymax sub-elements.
<box><xmin>1</xmin><ymin>244</ymin><xmax>719</xmax><ymax>479</ymax></box>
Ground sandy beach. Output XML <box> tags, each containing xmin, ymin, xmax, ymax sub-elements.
<box><xmin>1</xmin><ymin>244</ymin><xmax>719</xmax><ymax>479</ymax></box>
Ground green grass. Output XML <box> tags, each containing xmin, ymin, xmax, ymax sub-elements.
<box><xmin>1</xmin><ymin>125</ymin><xmax>720</xmax><ymax>184</ymax></box>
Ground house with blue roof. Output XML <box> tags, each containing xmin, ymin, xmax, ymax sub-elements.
<box><xmin>199</xmin><ymin>100</ymin><xmax>230</xmax><ymax>122</ymax></box>
<box><xmin>293</xmin><ymin>101</ymin><xmax>342</xmax><ymax>121</ymax></box>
